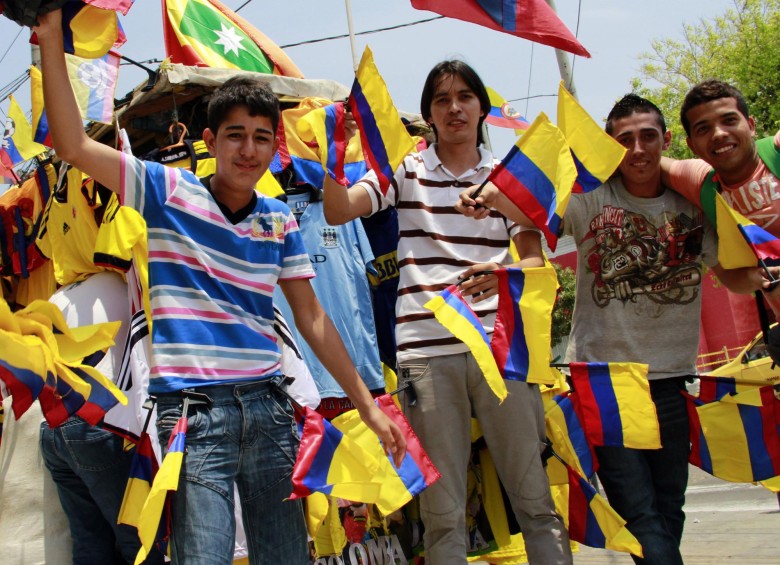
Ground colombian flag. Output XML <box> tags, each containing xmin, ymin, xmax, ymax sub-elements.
<box><xmin>562</xmin><ymin>463</ymin><xmax>643</xmax><ymax>556</ymax></box>
<box><xmin>485</xmin><ymin>86</ymin><xmax>529</xmax><ymax>133</ymax></box>
<box><xmin>687</xmin><ymin>386</ymin><xmax>780</xmax><ymax>483</ymax></box>
<box><xmin>290</xmin><ymin>406</ymin><xmax>383</xmax><ymax>502</ymax></box>
<box><xmin>163</xmin><ymin>0</ymin><xmax>303</xmax><ymax>77</ymax></box>
<box><xmin>557</xmin><ymin>82</ymin><xmax>626</xmax><ymax>193</ymax></box>
<box><xmin>276</xmin><ymin>97</ymin><xmax>367</xmax><ymax>190</ymax></box>
<box><xmin>329</xmin><ymin>394</ymin><xmax>441</xmax><ymax>515</ymax></box>
<box><xmin>29</xmin><ymin>1</ymin><xmax>128</xmax><ymax>59</ymax></box>
<box><xmin>134</xmin><ymin>416</ymin><xmax>187</xmax><ymax>565</ymax></box>
<box><xmin>347</xmin><ymin>46</ymin><xmax>417</xmax><ymax>196</ymax></box>
<box><xmin>424</xmin><ymin>284</ymin><xmax>507</xmax><ymax>402</ymax></box>
<box><xmin>296</xmin><ymin>101</ymin><xmax>349</xmax><ymax>187</ymax></box>
<box><xmin>487</xmin><ymin>112</ymin><xmax>577</xmax><ymax>251</ymax></box>
<box><xmin>713</xmin><ymin>192</ymin><xmax>780</xmax><ymax>268</ymax></box>
<box><xmin>491</xmin><ymin>265</ymin><xmax>558</xmax><ymax>385</ymax></box>
<box><xmin>569</xmin><ymin>362</ymin><xmax>661</xmax><ymax>450</ymax></box>
<box><xmin>118</xmin><ymin>431</ymin><xmax>159</xmax><ymax>528</ymax></box>
<box><xmin>545</xmin><ymin>391</ymin><xmax>598</xmax><ymax>481</ymax></box>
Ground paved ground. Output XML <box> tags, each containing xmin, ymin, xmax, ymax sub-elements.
<box><xmin>573</xmin><ymin>466</ymin><xmax>780</xmax><ymax>564</ymax></box>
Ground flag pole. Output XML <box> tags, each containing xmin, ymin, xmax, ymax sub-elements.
<box><xmin>344</xmin><ymin>0</ymin><xmax>360</xmax><ymax>72</ymax></box>
<box><xmin>544</xmin><ymin>0</ymin><xmax>578</xmax><ymax>99</ymax></box>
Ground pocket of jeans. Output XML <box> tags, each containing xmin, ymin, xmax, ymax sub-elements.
<box><xmin>267</xmin><ymin>389</ymin><xmax>295</xmax><ymax>427</ymax></box>
<box><xmin>156</xmin><ymin>405</ymin><xmax>182</xmax><ymax>448</ymax></box>
<box><xmin>65</xmin><ymin>424</ymin><xmax>130</xmax><ymax>472</ymax></box>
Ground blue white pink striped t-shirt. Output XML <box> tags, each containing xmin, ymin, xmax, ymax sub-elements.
<box><xmin>120</xmin><ymin>154</ymin><xmax>314</xmax><ymax>393</ymax></box>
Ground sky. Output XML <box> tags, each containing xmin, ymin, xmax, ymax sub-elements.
<box><xmin>0</xmin><ymin>0</ymin><xmax>738</xmax><ymax>187</ymax></box>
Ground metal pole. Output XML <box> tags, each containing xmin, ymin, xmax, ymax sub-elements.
<box><xmin>344</xmin><ymin>0</ymin><xmax>360</xmax><ymax>72</ymax></box>
<box><xmin>544</xmin><ymin>0</ymin><xmax>578</xmax><ymax>100</ymax></box>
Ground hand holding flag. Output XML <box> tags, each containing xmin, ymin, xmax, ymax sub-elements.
<box><xmin>484</xmin><ymin>112</ymin><xmax>577</xmax><ymax>251</ymax></box>
<box><xmin>347</xmin><ymin>46</ymin><xmax>417</xmax><ymax>196</ymax></box>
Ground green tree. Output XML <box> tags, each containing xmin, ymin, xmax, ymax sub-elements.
<box><xmin>631</xmin><ymin>0</ymin><xmax>780</xmax><ymax>159</ymax></box>
<box><xmin>551</xmin><ymin>262</ymin><xmax>575</xmax><ymax>349</ymax></box>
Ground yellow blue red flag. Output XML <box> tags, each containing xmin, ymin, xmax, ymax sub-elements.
<box><xmin>545</xmin><ymin>391</ymin><xmax>598</xmax><ymax>481</ymax></box>
<box><xmin>714</xmin><ymin>191</ymin><xmax>780</xmax><ymax>268</ymax></box>
<box><xmin>296</xmin><ymin>101</ymin><xmax>350</xmax><ymax>187</ymax></box>
<box><xmin>329</xmin><ymin>394</ymin><xmax>440</xmax><ymax>515</ymax></box>
<box><xmin>290</xmin><ymin>406</ymin><xmax>383</xmax><ymax>503</ymax></box>
<box><xmin>163</xmin><ymin>0</ymin><xmax>303</xmax><ymax>77</ymax></box>
<box><xmin>347</xmin><ymin>46</ymin><xmax>417</xmax><ymax>196</ymax></box>
<box><xmin>485</xmin><ymin>86</ymin><xmax>529</xmax><ymax>134</ymax></box>
<box><xmin>30</xmin><ymin>1</ymin><xmax>129</xmax><ymax>58</ymax></box>
<box><xmin>491</xmin><ymin>265</ymin><xmax>558</xmax><ymax>384</ymax></box>
<box><xmin>557</xmin><ymin>82</ymin><xmax>626</xmax><ymax>193</ymax></box>
<box><xmin>487</xmin><ymin>112</ymin><xmax>577</xmax><ymax>251</ymax></box>
<box><xmin>424</xmin><ymin>284</ymin><xmax>507</xmax><ymax>401</ymax></box>
<box><xmin>118</xmin><ymin>431</ymin><xmax>158</xmax><ymax>528</ymax></box>
<box><xmin>569</xmin><ymin>362</ymin><xmax>661</xmax><ymax>450</ymax></box>
<box><xmin>562</xmin><ymin>462</ymin><xmax>643</xmax><ymax>556</ymax></box>
<box><xmin>134</xmin><ymin>416</ymin><xmax>187</xmax><ymax>565</ymax></box>
<box><xmin>686</xmin><ymin>386</ymin><xmax>780</xmax><ymax>483</ymax></box>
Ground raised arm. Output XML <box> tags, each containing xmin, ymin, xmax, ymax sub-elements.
<box><xmin>34</xmin><ymin>9</ymin><xmax>122</xmax><ymax>192</ymax></box>
<box><xmin>322</xmin><ymin>175</ymin><xmax>373</xmax><ymax>225</ymax></box>
<box><xmin>279</xmin><ymin>277</ymin><xmax>406</xmax><ymax>465</ymax></box>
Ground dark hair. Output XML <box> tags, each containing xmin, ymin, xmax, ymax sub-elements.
<box><xmin>420</xmin><ymin>60</ymin><xmax>490</xmax><ymax>145</ymax></box>
<box><xmin>680</xmin><ymin>79</ymin><xmax>749</xmax><ymax>135</ymax></box>
<box><xmin>207</xmin><ymin>76</ymin><xmax>280</xmax><ymax>134</ymax></box>
<box><xmin>605</xmin><ymin>93</ymin><xmax>666</xmax><ymax>135</ymax></box>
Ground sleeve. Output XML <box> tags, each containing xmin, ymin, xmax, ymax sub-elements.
<box><xmin>279</xmin><ymin>209</ymin><xmax>315</xmax><ymax>280</ymax></box>
<box><xmin>560</xmin><ymin>192</ymin><xmax>587</xmax><ymax>240</ymax></box>
<box><xmin>667</xmin><ymin>159</ymin><xmax>712</xmax><ymax>208</ymax></box>
<box><xmin>119</xmin><ymin>153</ymin><xmax>170</xmax><ymax>217</ymax></box>
<box><xmin>354</xmin><ymin>158</ymin><xmax>407</xmax><ymax>215</ymax></box>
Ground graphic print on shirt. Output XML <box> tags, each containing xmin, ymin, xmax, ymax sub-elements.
<box><xmin>721</xmin><ymin>173</ymin><xmax>780</xmax><ymax>231</ymax></box>
<box><xmin>583</xmin><ymin>205</ymin><xmax>703</xmax><ymax>313</ymax></box>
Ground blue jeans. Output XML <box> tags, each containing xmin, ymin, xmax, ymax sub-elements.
<box><xmin>594</xmin><ymin>377</ymin><xmax>690</xmax><ymax>565</ymax></box>
<box><xmin>39</xmin><ymin>416</ymin><xmax>164</xmax><ymax>565</ymax></box>
<box><xmin>155</xmin><ymin>378</ymin><xmax>307</xmax><ymax>565</ymax></box>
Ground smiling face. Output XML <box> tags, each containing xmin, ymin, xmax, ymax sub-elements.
<box><xmin>685</xmin><ymin>97</ymin><xmax>758</xmax><ymax>184</ymax></box>
<box><xmin>610</xmin><ymin>111</ymin><xmax>671</xmax><ymax>196</ymax></box>
<box><xmin>427</xmin><ymin>73</ymin><xmax>485</xmax><ymax>147</ymax></box>
<box><xmin>203</xmin><ymin>105</ymin><xmax>277</xmax><ymax>196</ymax></box>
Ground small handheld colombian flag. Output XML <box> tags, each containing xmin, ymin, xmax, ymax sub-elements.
<box><xmin>347</xmin><ymin>46</ymin><xmax>417</xmax><ymax>196</ymax></box>
<box><xmin>557</xmin><ymin>82</ymin><xmax>625</xmax><ymax>193</ymax></box>
<box><xmin>569</xmin><ymin>362</ymin><xmax>661</xmax><ymax>450</ymax></box>
<box><xmin>296</xmin><ymin>101</ymin><xmax>349</xmax><ymax>187</ymax></box>
<box><xmin>714</xmin><ymin>191</ymin><xmax>780</xmax><ymax>268</ymax></box>
<box><xmin>134</xmin><ymin>416</ymin><xmax>187</xmax><ymax>565</ymax></box>
<box><xmin>29</xmin><ymin>65</ymin><xmax>52</xmax><ymax>147</ymax></box>
<box><xmin>491</xmin><ymin>265</ymin><xmax>558</xmax><ymax>384</ymax></box>
<box><xmin>485</xmin><ymin>86</ymin><xmax>530</xmax><ymax>134</ymax></box>
<box><xmin>424</xmin><ymin>284</ymin><xmax>506</xmax><ymax>401</ymax></box>
<box><xmin>486</xmin><ymin>112</ymin><xmax>577</xmax><ymax>251</ymax></box>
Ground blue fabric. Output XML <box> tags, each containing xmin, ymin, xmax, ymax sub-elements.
<box><xmin>155</xmin><ymin>380</ymin><xmax>307</xmax><ymax>564</ymax></box>
<box><xmin>275</xmin><ymin>199</ymin><xmax>383</xmax><ymax>396</ymax></box>
<box><xmin>39</xmin><ymin>416</ymin><xmax>164</xmax><ymax>565</ymax></box>
<box><xmin>120</xmin><ymin>154</ymin><xmax>313</xmax><ymax>393</ymax></box>
<box><xmin>594</xmin><ymin>377</ymin><xmax>690</xmax><ymax>565</ymax></box>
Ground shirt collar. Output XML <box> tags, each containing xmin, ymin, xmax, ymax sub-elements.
<box><xmin>421</xmin><ymin>144</ymin><xmax>494</xmax><ymax>174</ymax></box>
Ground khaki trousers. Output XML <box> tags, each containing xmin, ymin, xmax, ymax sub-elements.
<box><xmin>400</xmin><ymin>352</ymin><xmax>572</xmax><ymax>565</ymax></box>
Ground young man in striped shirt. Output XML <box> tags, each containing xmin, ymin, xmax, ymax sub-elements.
<box><xmin>34</xmin><ymin>9</ymin><xmax>405</xmax><ymax>564</ymax></box>
<box><xmin>324</xmin><ymin>60</ymin><xmax>572</xmax><ymax>565</ymax></box>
